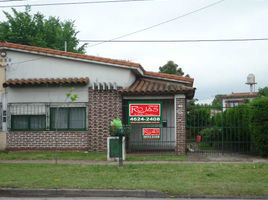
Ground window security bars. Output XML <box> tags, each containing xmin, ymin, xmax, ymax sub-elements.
<box><xmin>50</xmin><ymin>107</ymin><xmax>86</xmax><ymax>131</ymax></box>
<box><xmin>7</xmin><ymin>103</ymin><xmax>87</xmax><ymax>131</ymax></box>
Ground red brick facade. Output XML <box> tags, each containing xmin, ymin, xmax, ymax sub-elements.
<box><xmin>7</xmin><ymin>131</ymin><xmax>89</xmax><ymax>150</ymax></box>
<box><xmin>88</xmin><ymin>89</ymin><xmax>122</xmax><ymax>151</ymax></box>
<box><xmin>175</xmin><ymin>97</ymin><xmax>186</xmax><ymax>154</ymax></box>
<box><xmin>6</xmin><ymin>91</ymin><xmax>187</xmax><ymax>153</ymax></box>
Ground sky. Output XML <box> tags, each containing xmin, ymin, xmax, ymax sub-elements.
<box><xmin>0</xmin><ymin>0</ymin><xmax>267</xmax><ymax>103</ymax></box>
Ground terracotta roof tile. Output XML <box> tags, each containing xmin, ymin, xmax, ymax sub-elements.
<box><xmin>0</xmin><ymin>42</ymin><xmax>195</xmax><ymax>84</ymax></box>
<box><xmin>0</xmin><ymin>42</ymin><xmax>142</xmax><ymax>69</ymax></box>
<box><xmin>144</xmin><ymin>71</ymin><xmax>194</xmax><ymax>86</ymax></box>
<box><xmin>3</xmin><ymin>77</ymin><xmax>89</xmax><ymax>88</ymax></box>
<box><xmin>120</xmin><ymin>78</ymin><xmax>195</xmax><ymax>98</ymax></box>
<box><xmin>223</xmin><ymin>92</ymin><xmax>258</xmax><ymax>99</ymax></box>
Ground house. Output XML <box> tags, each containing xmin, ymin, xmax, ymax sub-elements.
<box><xmin>0</xmin><ymin>42</ymin><xmax>195</xmax><ymax>153</ymax></box>
<box><xmin>222</xmin><ymin>92</ymin><xmax>258</xmax><ymax>110</ymax></box>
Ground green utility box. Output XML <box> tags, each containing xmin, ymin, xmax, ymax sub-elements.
<box><xmin>107</xmin><ymin>136</ymin><xmax>125</xmax><ymax>161</ymax></box>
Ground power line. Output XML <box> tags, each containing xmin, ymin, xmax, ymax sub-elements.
<box><xmin>80</xmin><ymin>38</ymin><xmax>268</xmax><ymax>43</ymax></box>
<box><xmin>0</xmin><ymin>0</ymin><xmax>157</xmax><ymax>8</ymax></box>
<box><xmin>0</xmin><ymin>0</ymin><xmax>25</xmax><ymax>2</ymax></box>
<box><xmin>87</xmin><ymin>0</ymin><xmax>225</xmax><ymax>48</ymax></box>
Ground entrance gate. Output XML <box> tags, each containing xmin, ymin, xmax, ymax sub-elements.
<box><xmin>123</xmin><ymin>99</ymin><xmax>176</xmax><ymax>153</ymax></box>
<box><xmin>186</xmin><ymin>105</ymin><xmax>255</xmax><ymax>154</ymax></box>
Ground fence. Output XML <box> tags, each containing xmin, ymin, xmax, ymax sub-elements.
<box><xmin>186</xmin><ymin>105</ymin><xmax>255</xmax><ymax>154</ymax></box>
<box><xmin>126</xmin><ymin>125</ymin><xmax>175</xmax><ymax>152</ymax></box>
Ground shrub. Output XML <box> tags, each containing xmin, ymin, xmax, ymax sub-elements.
<box><xmin>200</xmin><ymin>127</ymin><xmax>222</xmax><ymax>142</ymax></box>
<box><xmin>250</xmin><ymin>97</ymin><xmax>268</xmax><ymax>156</ymax></box>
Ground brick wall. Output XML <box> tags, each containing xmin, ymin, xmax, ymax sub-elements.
<box><xmin>175</xmin><ymin>97</ymin><xmax>186</xmax><ymax>154</ymax></box>
<box><xmin>7</xmin><ymin>131</ymin><xmax>89</xmax><ymax>150</ymax></box>
<box><xmin>88</xmin><ymin>89</ymin><xmax>122</xmax><ymax>151</ymax></box>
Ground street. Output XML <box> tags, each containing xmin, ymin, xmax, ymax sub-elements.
<box><xmin>0</xmin><ymin>198</ymin><xmax>259</xmax><ymax>200</ymax></box>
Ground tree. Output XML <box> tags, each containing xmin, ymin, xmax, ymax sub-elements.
<box><xmin>250</xmin><ymin>96</ymin><xmax>268</xmax><ymax>156</ymax></box>
<box><xmin>258</xmin><ymin>86</ymin><xmax>268</xmax><ymax>97</ymax></box>
<box><xmin>212</xmin><ymin>94</ymin><xmax>224</xmax><ymax>109</ymax></box>
<box><xmin>0</xmin><ymin>7</ymin><xmax>86</xmax><ymax>53</ymax></box>
<box><xmin>159</xmin><ymin>60</ymin><xmax>184</xmax><ymax>76</ymax></box>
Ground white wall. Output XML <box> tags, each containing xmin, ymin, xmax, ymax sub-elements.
<box><xmin>5</xmin><ymin>50</ymin><xmax>137</xmax><ymax>103</ymax></box>
<box><xmin>7</xmin><ymin>87</ymin><xmax>88</xmax><ymax>103</ymax></box>
<box><xmin>6</xmin><ymin>51</ymin><xmax>136</xmax><ymax>87</ymax></box>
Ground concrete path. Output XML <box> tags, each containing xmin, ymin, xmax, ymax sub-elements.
<box><xmin>0</xmin><ymin>156</ymin><xmax>267</xmax><ymax>165</ymax></box>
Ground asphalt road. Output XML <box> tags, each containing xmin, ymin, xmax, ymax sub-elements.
<box><xmin>0</xmin><ymin>198</ymin><xmax>260</xmax><ymax>200</ymax></box>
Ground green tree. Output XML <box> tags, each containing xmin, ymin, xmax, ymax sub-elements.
<box><xmin>258</xmin><ymin>86</ymin><xmax>268</xmax><ymax>97</ymax></box>
<box><xmin>0</xmin><ymin>7</ymin><xmax>86</xmax><ymax>53</ymax></box>
<box><xmin>212</xmin><ymin>94</ymin><xmax>224</xmax><ymax>109</ymax></box>
<box><xmin>159</xmin><ymin>60</ymin><xmax>184</xmax><ymax>76</ymax></box>
<box><xmin>250</xmin><ymin>96</ymin><xmax>268</xmax><ymax>156</ymax></box>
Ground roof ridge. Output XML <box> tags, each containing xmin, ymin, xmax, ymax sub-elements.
<box><xmin>0</xmin><ymin>41</ymin><xmax>142</xmax><ymax>69</ymax></box>
<box><xmin>144</xmin><ymin>71</ymin><xmax>194</xmax><ymax>85</ymax></box>
<box><xmin>1</xmin><ymin>42</ymin><xmax>195</xmax><ymax>85</ymax></box>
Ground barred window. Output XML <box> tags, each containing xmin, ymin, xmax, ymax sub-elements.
<box><xmin>11</xmin><ymin>115</ymin><xmax>46</xmax><ymax>131</ymax></box>
<box><xmin>50</xmin><ymin>107</ymin><xmax>86</xmax><ymax>130</ymax></box>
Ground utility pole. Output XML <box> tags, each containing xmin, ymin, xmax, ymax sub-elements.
<box><xmin>0</xmin><ymin>50</ymin><xmax>8</xmax><ymax>150</ymax></box>
<box><xmin>64</xmin><ymin>41</ymin><xmax>67</xmax><ymax>52</ymax></box>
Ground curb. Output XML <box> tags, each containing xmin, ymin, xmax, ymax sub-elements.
<box><xmin>0</xmin><ymin>188</ymin><xmax>169</xmax><ymax>198</ymax></box>
<box><xmin>0</xmin><ymin>160</ymin><xmax>268</xmax><ymax>165</ymax></box>
<box><xmin>1</xmin><ymin>189</ymin><xmax>268</xmax><ymax>199</ymax></box>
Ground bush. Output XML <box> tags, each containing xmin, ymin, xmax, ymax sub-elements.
<box><xmin>200</xmin><ymin>127</ymin><xmax>222</xmax><ymax>142</ymax></box>
<box><xmin>250</xmin><ymin>97</ymin><xmax>268</xmax><ymax>156</ymax></box>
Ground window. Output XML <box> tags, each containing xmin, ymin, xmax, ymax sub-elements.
<box><xmin>11</xmin><ymin>115</ymin><xmax>46</xmax><ymax>131</ymax></box>
<box><xmin>50</xmin><ymin>107</ymin><xmax>86</xmax><ymax>130</ymax></box>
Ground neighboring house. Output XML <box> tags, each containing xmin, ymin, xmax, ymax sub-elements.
<box><xmin>222</xmin><ymin>92</ymin><xmax>258</xmax><ymax>110</ymax></box>
<box><xmin>0</xmin><ymin>42</ymin><xmax>195</xmax><ymax>153</ymax></box>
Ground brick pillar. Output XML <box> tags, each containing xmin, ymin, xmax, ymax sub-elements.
<box><xmin>175</xmin><ymin>95</ymin><xmax>186</xmax><ymax>154</ymax></box>
<box><xmin>88</xmin><ymin>89</ymin><xmax>122</xmax><ymax>151</ymax></box>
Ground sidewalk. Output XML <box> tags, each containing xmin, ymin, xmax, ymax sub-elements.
<box><xmin>0</xmin><ymin>154</ymin><xmax>267</xmax><ymax>165</ymax></box>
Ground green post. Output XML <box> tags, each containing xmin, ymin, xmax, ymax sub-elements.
<box><xmin>118</xmin><ymin>134</ymin><xmax>123</xmax><ymax>166</ymax></box>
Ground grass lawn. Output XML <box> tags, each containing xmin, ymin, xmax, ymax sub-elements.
<box><xmin>0</xmin><ymin>151</ymin><xmax>106</xmax><ymax>161</ymax></box>
<box><xmin>0</xmin><ymin>163</ymin><xmax>267</xmax><ymax>197</ymax></box>
<box><xmin>0</xmin><ymin>151</ymin><xmax>186</xmax><ymax>161</ymax></box>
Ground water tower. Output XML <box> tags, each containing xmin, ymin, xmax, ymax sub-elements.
<box><xmin>246</xmin><ymin>74</ymin><xmax>257</xmax><ymax>93</ymax></box>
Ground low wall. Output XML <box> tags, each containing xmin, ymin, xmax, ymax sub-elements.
<box><xmin>7</xmin><ymin>131</ymin><xmax>89</xmax><ymax>150</ymax></box>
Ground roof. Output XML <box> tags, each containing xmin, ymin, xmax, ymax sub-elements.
<box><xmin>120</xmin><ymin>78</ymin><xmax>195</xmax><ymax>98</ymax></box>
<box><xmin>0</xmin><ymin>41</ymin><xmax>194</xmax><ymax>85</ymax></box>
<box><xmin>144</xmin><ymin>71</ymin><xmax>194</xmax><ymax>86</ymax></box>
<box><xmin>0</xmin><ymin>41</ymin><xmax>142</xmax><ymax>70</ymax></box>
<box><xmin>223</xmin><ymin>92</ymin><xmax>258</xmax><ymax>99</ymax></box>
<box><xmin>3</xmin><ymin>77</ymin><xmax>89</xmax><ymax>88</ymax></box>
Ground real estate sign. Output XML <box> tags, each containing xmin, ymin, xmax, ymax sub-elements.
<box><xmin>128</xmin><ymin>102</ymin><xmax>162</xmax><ymax>124</ymax></box>
<box><xmin>143</xmin><ymin>128</ymin><xmax>161</xmax><ymax>140</ymax></box>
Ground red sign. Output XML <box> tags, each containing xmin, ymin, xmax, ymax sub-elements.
<box><xmin>129</xmin><ymin>104</ymin><xmax>161</xmax><ymax>117</ymax></box>
<box><xmin>143</xmin><ymin>128</ymin><xmax>161</xmax><ymax>140</ymax></box>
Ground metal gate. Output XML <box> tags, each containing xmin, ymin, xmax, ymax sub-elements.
<box><xmin>186</xmin><ymin>105</ymin><xmax>255</xmax><ymax>154</ymax></box>
<box><xmin>123</xmin><ymin>99</ymin><xmax>176</xmax><ymax>153</ymax></box>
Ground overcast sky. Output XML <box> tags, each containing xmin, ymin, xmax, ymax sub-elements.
<box><xmin>0</xmin><ymin>0</ymin><xmax>267</xmax><ymax>103</ymax></box>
